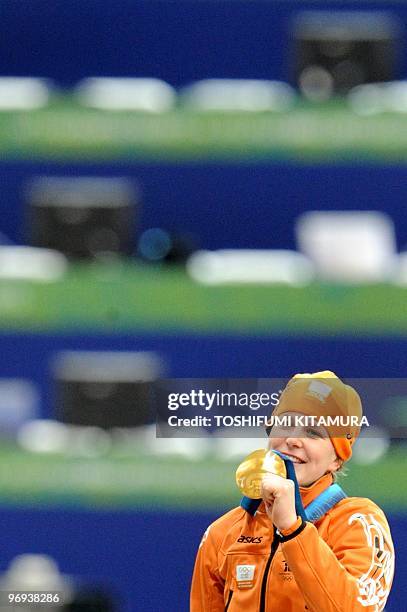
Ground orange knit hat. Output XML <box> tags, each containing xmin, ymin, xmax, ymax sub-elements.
<box><xmin>272</xmin><ymin>371</ymin><xmax>363</xmax><ymax>461</ymax></box>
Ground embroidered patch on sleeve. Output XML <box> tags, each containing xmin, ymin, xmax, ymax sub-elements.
<box><xmin>349</xmin><ymin>512</ymin><xmax>394</xmax><ymax>611</ymax></box>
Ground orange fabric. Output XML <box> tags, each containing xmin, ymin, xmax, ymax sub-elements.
<box><xmin>190</xmin><ymin>477</ymin><xmax>394</xmax><ymax>612</ymax></box>
<box><xmin>273</xmin><ymin>371</ymin><xmax>363</xmax><ymax>460</ymax></box>
<box><xmin>330</xmin><ymin>437</ymin><xmax>355</xmax><ymax>462</ymax></box>
<box><xmin>299</xmin><ymin>472</ymin><xmax>334</xmax><ymax>506</ymax></box>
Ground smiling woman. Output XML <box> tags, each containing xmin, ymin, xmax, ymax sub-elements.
<box><xmin>190</xmin><ymin>372</ymin><xmax>395</xmax><ymax>612</ymax></box>
<box><xmin>269</xmin><ymin>415</ymin><xmax>342</xmax><ymax>488</ymax></box>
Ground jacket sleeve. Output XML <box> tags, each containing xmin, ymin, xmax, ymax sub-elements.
<box><xmin>190</xmin><ymin>524</ymin><xmax>225</xmax><ymax>612</ymax></box>
<box><xmin>281</xmin><ymin>499</ymin><xmax>395</xmax><ymax>612</ymax></box>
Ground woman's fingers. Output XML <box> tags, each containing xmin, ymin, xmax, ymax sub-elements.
<box><xmin>261</xmin><ymin>473</ymin><xmax>290</xmax><ymax>499</ymax></box>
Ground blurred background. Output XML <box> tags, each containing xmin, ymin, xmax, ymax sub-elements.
<box><xmin>0</xmin><ymin>0</ymin><xmax>406</xmax><ymax>610</ymax></box>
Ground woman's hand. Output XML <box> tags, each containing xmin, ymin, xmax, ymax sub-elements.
<box><xmin>261</xmin><ymin>473</ymin><xmax>298</xmax><ymax>532</ymax></box>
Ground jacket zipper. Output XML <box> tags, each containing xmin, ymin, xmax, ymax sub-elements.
<box><xmin>259</xmin><ymin>528</ymin><xmax>279</xmax><ymax>612</ymax></box>
<box><xmin>225</xmin><ymin>589</ymin><xmax>233</xmax><ymax>611</ymax></box>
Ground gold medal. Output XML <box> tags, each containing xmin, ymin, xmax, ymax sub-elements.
<box><xmin>235</xmin><ymin>449</ymin><xmax>287</xmax><ymax>499</ymax></box>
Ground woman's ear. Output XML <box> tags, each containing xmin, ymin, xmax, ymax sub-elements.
<box><xmin>329</xmin><ymin>456</ymin><xmax>343</xmax><ymax>473</ymax></box>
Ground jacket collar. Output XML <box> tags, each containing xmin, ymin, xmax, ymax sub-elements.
<box><xmin>300</xmin><ymin>473</ymin><xmax>334</xmax><ymax>508</ymax></box>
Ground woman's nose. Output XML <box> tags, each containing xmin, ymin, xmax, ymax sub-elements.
<box><xmin>285</xmin><ymin>435</ymin><xmax>303</xmax><ymax>448</ymax></box>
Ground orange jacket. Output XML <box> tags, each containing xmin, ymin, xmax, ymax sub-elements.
<box><xmin>190</xmin><ymin>474</ymin><xmax>394</xmax><ymax>612</ymax></box>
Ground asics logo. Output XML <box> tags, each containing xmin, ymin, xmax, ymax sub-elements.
<box><xmin>237</xmin><ymin>535</ymin><xmax>263</xmax><ymax>544</ymax></box>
